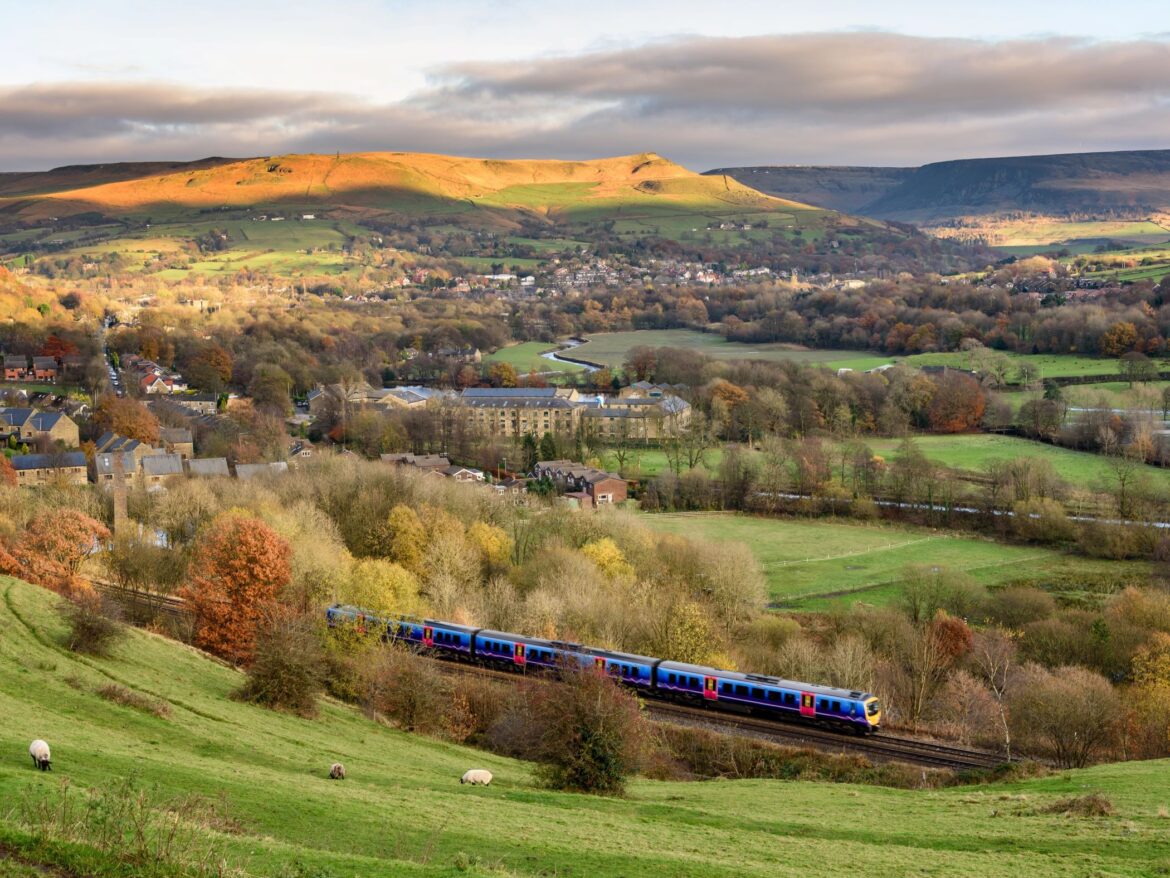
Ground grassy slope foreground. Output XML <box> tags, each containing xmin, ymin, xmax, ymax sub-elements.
<box><xmin>1</xmin><ymin>577</ymin><xmax>1168</xmax><ymax>877</ymax></box>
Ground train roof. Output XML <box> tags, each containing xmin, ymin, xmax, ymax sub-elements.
<box><xmin>474</xmin><ymin>630</ymin><xmax>660</xmax><ymax>665</ymax></box>
<box><xmin>657</xmin><ymin>660</ymin><xmax>874</xmax><ymax>701</ymax></box>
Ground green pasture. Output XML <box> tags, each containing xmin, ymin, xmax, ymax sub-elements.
<box><xmin>483</xmin><ymin>342</ymin><xmax>586</xmax><ymax>374</ymax></box>
<box><xmin>866</xmin><ymin>434</ymin><xmax>1170</xmax><ymax>495</ymax></box>
<box><xmin>2</xmin><ymin>576</ymin><xmax>1168</xmax><ymax>877</ymax></box>
<box><xmin>571</xmin><ymin>329</ymin><xmax>872</xmax><ymax>370</ymax></box>
<box><xmin>639</xmin><ymin>513</ymin><xmax>1147</xmax><ymax>610</ymax></box>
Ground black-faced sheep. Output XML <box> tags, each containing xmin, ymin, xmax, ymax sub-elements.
<box><xmin>329</xmin><ymin>762</ymin><xmax>346</xmax><ymax>780</ymax></box>
<box><xmin>460</xmin><ymin>769</ymin><xmax>492</xmax><ymax>786</ymax></box>
<box><xmin>29</xmin><ymin>740</ymin><xmax>51</xmax><ymax>771</ymax></box>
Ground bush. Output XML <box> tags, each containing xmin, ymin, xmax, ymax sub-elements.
<box><xmin>1040</xmin><ymin>793</ymin><xmax>1114</xmax><ymax>817</ymax></box>
<box><xmin>238</xmin><ymin>611</ymin><xmax>325</xmax><ymax>717</ymax></box>
<box><xmin>96</xmin><ymin>683</ymin><xmax>172</xmax><ymax>719</ymax></box>
<box><xmin>60</xmin><ymin>592</ymin><xmax>125</xmax><ymax>657</ymax></box>
<box><xmin>362</xmin><ymin>645</ymin><xmax>447</xmax><ymax>733</ymax></box>
<box><xmin>525</xmin><ymin>667</ymin><xmax>647</xmax><ymax>796</ymax></box>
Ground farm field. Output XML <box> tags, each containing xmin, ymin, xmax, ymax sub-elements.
<box><xmin>2</xmin><ymin>576</ymin><xmax>1168</xmax><ymax>877</ymax></box>
<box><xmin>570</xmin><ymin>329</ymin><xmax>875</xmax><ymax>370</ymax></box>
<box><xmin>1058</xmin><ymin>380</ymin><xmax>1170</xmax><ymax>411</ymax></box>
<box><xmin>483</xmin><ymin>341</ymin><xmax>586</xmax><ymax>374</ymax></box>
<box><xmin>931</xmin><ymin>218</ymin><xmax>1170</xmax><ymax>255</ymax></box>
<box><xmin>866</xmin><ymin>434</ymin><xmax>1170</xmax><ymax>494</ymax></box>
<box><xmin>597</xmin><ymin>446</ymin><xmax>723</xmax><ymax>478</ymax></box>
<box><xmin>568</xmin><ymin>329</ymin><xmax>1126</xmax><ymax>379</ymax></box>
<box><xmin>639</xmin><ymin>512</ymin><xmax>1147</xmax><ymax>610</ymax></box>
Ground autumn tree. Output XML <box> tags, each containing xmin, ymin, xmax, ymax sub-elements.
<box><xmin>179</xmin><ymin>515</ymin><xmax>292</xmax><ymax>664</ymax></box>
<box><xmin>926</xmin><ymin>372</ymin><xmax>985</xmax><ymax>433</ymax></box>
<box><xmin>488</xmin><ymin>361</ymin><xmax>518</xmax><ymax>388</ymax></box>
<box><xmin>384</xmin><ymin>504</ymin><xmax>426</xmax><ymax>574</ymax></box>
<box><xmin>93</xmin><ymin>394</ymin><xmax>160</xmax><ymax>444</ymax></box>
<box><xmin>1008</xmin><ymin>664</ymin><xmax>1120</xmax><ymax>767</ymax></box>
<box><xmin>0</xmin><ymin>455</ymin><xmax>14</xmax><ymax>487</ymax></box>
<box><xmin>1</xmin><ymin>509</ymin><xmax>110</xmax><ymax>595</ymax></box>
<box><xmin>341</xmin><ymin>558</ymin><xmax>420</xmax><ymax>616</ymax></box>
<box><xmin>187</xmin><ymin>343</ymin><xmax>233</xmax><ymax>393</ymax></box>
<box><xmin>1100</xmin><ymin>322</ymin><xmax>1138</xmax><ymax>357</ymax></box>
<box><xmin>623</xmin><ymin>346</ymin><xmax>657</xmax><ymax>382</ymax></box>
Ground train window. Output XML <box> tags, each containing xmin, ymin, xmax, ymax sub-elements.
<box><xmin>735</xmin><ymin>685</ymin><xmax>748</xmax><ymax>696</ymax></box>
<box><xmin>751</xmin><ymin>688</ymin><xmax>765</xmax><ymax>700</ymax></box>
<box><xmin>784</xmin><ymin>693</ymin><xmax>796</xmax><ymax>706</ymax></box>
<box><xmin>832</xmin><ymin>700</ymin><xmax>841</xmax><ymax>713</ymax></box>
<box><xmin>668</xmin><ymin>673</ymin><xmax>677</xmax><ymax>684</ymax></box>
<box><xmin>721</xmin><ymin>683</ymin><xmax>732</xmax><ymax>694</ymax></box>
<box><xmin>817</xmin><ymin>699</ymin><xmax>826</xmax><ymax>710</ymax></box>
<box><xmin>767</xmin><ymin>691</ymin><xmax>779</xmax><ymax>703</ymax></box>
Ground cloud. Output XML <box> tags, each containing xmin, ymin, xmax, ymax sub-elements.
<box><xmin>2</xmin><ymin>32</ymin><xmax>1170</xmax><ymax>169</ymax></box>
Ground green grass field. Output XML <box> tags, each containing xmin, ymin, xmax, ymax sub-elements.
<box><xmin>639</xmin><ymin>512</ymin><xmax>1147</xmax><ymax>610</ymax></box>
<box><xmin>567</xmin><ymin>329</ymin><xmax>1127</xmax><ymax>380</ymax></box>
<box><xmin>866</xmin><ymin>434</ymin><xmax>1170</xmax><ymax>495</ymax></box>
<box><xmin>483</xmin><ymin>342</ymin><xmax>586</xmax><ymax>374</ymax></box>
<box><xmin>571</xmin><ymin>330</ymin><xmax>873</xmax><ymax>370</ymax></box>
<box><xmin>596</xmin><ymin>446</ymin><xmax>723</xmax><ymax>478</ymax></box>
<box><xmin>2</xmin><ymin>576</ymin><xmax>1168</xmax><ymax>877</ymax></box>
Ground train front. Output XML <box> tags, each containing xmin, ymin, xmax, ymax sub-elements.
<box><xmin>864</xmin><ymin>696</ymin><xmax>882</xmax><ymax>731</ymax></box>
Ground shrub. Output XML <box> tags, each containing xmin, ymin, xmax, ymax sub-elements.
<box><xmin>60</xmin><ymin>592</ymin><xmax>125</xmax><ymax>657</ymax></box>
<box><xmin>525</xmin><ymin>667</ymin><xmax>647</xmax><ymax>796</ymax></box>
<box><xmin>362</xmin><ymin>645</ymin><xmax>447</xmax><ymax>733</ymax></box>
<box><xmin>96</xmin><ymin>683</ymin><xmax>172</xmax><ymax>719</ymax></box>
<box><xmin>238</xmin><ymin>611</ymin><xmax>325</xmax><ymax>717</ymax></box>
<box><xmin>1040</xmin><ymin>794</ymin><xmax>1114</xmax><ymax>817</ymax></box>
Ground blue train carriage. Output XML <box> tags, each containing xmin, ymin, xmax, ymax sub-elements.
<box><xmin>415</xmin><ymin>619</ymin><xmax>478</xmax><ymax>658</ymax></box>
<box><xmin>325</xmin><ymin>604</ymin><xmax>398</xmax><ymax>639</ymax></box>
<box><xmin>576</xmin><ymin>646</ymin><xmax>660</xmax><ymax>690</ymax></box>
<box><xmin>473</xmin><ymin>629</ymin><xmax>571</xmax><ymax>670</ymax></box>
<box><xmin>656</xmin><ymin>661</ymin><xmax>881</xmax><ymax>734</ymax></box>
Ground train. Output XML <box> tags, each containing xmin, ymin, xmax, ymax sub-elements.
<box><xmin>326</xmin><ymin>605</ymin><xmax>883</xmax><ymax>735</ymax></box>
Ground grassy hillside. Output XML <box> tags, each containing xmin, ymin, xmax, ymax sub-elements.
<box><xmin>639</xmin><ymin>513</ymin><xmax>1145</xmax><ymax>610</ymax></box>
<box><xmin>2</xmin><ymin>575</ymin><xmax>1168</xmax><ymax>876</ymax></box>
<box><xmin>0</xmin><ymin>152</ymin><xmax>813</xmax><ymax>228</ymax></box>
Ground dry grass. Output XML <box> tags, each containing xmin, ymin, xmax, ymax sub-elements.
<box><xmin>1039</xmin><ymin>793</ymin><xmax>1115</xmax><ymax>817</ymax></box>
<box><xmin>95</xmin><ymin>683</ymin><xmax>172</xmax><ymax>719</ymax></box>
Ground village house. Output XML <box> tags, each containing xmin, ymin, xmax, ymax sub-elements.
<box><xmin>308</xmin><ymin>382</ymin><xmax>440</xmax><ymax>416</ymax></box>
<box><xmin>2</xmin><ymin>355</ymin><xmax>28</xmax><ymax>381</ymax></box>
<box><xmin>170</xmin><ymin>393</ymin><xmax>219</xmax><ymax>415</ymax></box>
<box><xmin>141</xmin><ymin>453</ymin><xmax>185</xmax><ymax>489</ymax></box>
<box><xmin>381</xmin><ymin>452</ymin><xmax>451</xmax><ymax>473</ymax></box>
<box><xmin>91</xmin><ymin>450</ymin><xmax>140</xmax><ymax>486</ymax></box>
<box><xmin>442</xmin><ymin>464</ymin><xmax>485</xmax><ymax>482</ymax></box>
<box><xmin>235</xmin><ymin>461</ymin><xmax>290</xmax><ymax>480</ymax></box>
<box><xmin>532</xmin><ymin>460</ymin><xmax>628</xmax><ymax>508</ymax></box>
<box><xmin>186</xmin><ymin>457</ymin><xmax>230</xmax><ymax>478</ymax></box>
<box><xmin>0</xmin><ymin>409</ymin><xmax>80</xmax><ymax>448</ymax></box>
<box><xmin>30</xmin><ymin>357</ymin><xmax>58</xmax><ymax>382</ymax></box>
<box><xmin>159</xmin><ymin>427</ymin><xmax>195</xmax><ymax>459</ymax></box>
<box><xmin>580</xmin><ymin>394</ymin><xmax>690</xmax><ymax>441</ymax></box>
<box><xmin>10</xmin><ymin>452</ymin><xmax>88</xmax><ymax>487</ymax></box>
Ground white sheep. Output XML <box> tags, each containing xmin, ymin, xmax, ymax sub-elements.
<box><xmin>460</xmin><ymin>769</ymin><xmax>492</xmax><ymax>786</ymax></box>
<box><xmin>29</xmin><ymin>740</ymin><xmax>51</xmax><ymax>772</ymax></box>
<box><xmin>329</xmin><ymin>762</ymin><xmax>346</xmax><ymax>780</ymax></box>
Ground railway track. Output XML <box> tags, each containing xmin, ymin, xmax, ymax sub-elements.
<box><xmin>94</xmin><ymin>586</ymin><xmax>1006</xmax><ymax>771</ymax></box>
<box><xmin>431</xmin><ymin>659</ymin><xmax>1005</xmax><ymax>771</ymax></box>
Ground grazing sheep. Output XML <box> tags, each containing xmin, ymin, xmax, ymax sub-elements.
<box><xmin>29</xmin><ymin>740</ymin><xmax>51</xmax><ymax>771</ymax></box>
<box><xmin>329</xmin><ymin>762</ymin><xmax>346</xmax><ymax>780</ymax></box>
<box><xmin>460</xmin><ymin>769</ymin><xmax>492</xmax><ymax>786</ymax></box>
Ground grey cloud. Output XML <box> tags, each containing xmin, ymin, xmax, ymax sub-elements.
<box><xmin>3</xmin><ymin>32</ymin><xmax>1170</xmax><ymax>170</ymax></box>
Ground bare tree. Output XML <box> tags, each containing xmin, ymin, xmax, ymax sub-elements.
<box><xmin>969</xmin><ymin>629</ymin><xmax>1018</xmax><ymax>760</ymax></box>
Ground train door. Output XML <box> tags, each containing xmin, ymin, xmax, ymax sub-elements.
<box><xmin>800</xmin><ymin>692</ymin><xmax>816</xmax><ymax>718</ymax></box>
<box><xmin>514</xmin><ymin>643</ymin><xmax>527</xmax><ymax>667</ymax></box>
<box><xmin>594</xmin><ymin>656</ymin><xmax>606</xmax><ymax>672</ymax></box>
<box><xmin>703</xmin><ymin>676</ymin><xmax>718</xmax><ymax>700</ymax></box>
<box><xmin>423</xmin><ymin>626</ymin><xmax>434</xmax><ymax>648</ymax></box>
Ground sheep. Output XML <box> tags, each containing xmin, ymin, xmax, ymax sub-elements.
<box><xmin>329</xmin><ymin>762</ymin><xmax>346</xmax><ymax>780</ymax></box>
<box><xmin>460</xmin><ymin>769</ymin><xmax>492</xmax><ymax>786</ymax></box>
<box><xmin>29</xmin><ymin>740</ymin><xmax>51</xmax><ymax>772</ymax></box>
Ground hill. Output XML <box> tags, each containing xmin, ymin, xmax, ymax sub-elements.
<box><xmin>0</xmin><ymin>151</ymin><xmax>814</xmax><ymax>228</ymax></box>
<box><xmin>706</xmin><ymin>165</ymin><xmax>913</xmax><ymax>214</ymax></box>
<box><xmin>712</xmin><ymin>149</ymin><xmax>1170</xmax><ymax>223</ymax></box>
<box><xmin>2</xmin><ymin>575</ymin><xmax>1169</xmax><ymax>877</ymax></box>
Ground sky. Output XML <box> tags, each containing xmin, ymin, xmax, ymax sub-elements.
<box><xmin>3</xmin><ymin>0</ymin><xmax>1169</xmax><ymax>170</ymax></box>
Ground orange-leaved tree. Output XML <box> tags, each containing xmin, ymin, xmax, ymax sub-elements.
<box><xmin>0</xmin><ymin>455</ymin><xmax>15</xmax><ymax>487</ymax></box>
<box><xmin>179</xmin><ymin>515</ymin><xmax>291</xmax><ymax>664</ymax></box>
<box><xmin>0</xmin><ymin>509</ymin><xmax>110</xmax><ymax>595</ymax></box>
<box><xmin>93</xmin><ymin>394</ymin><xmax>160</xmax><ymax>444</ymax></box>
